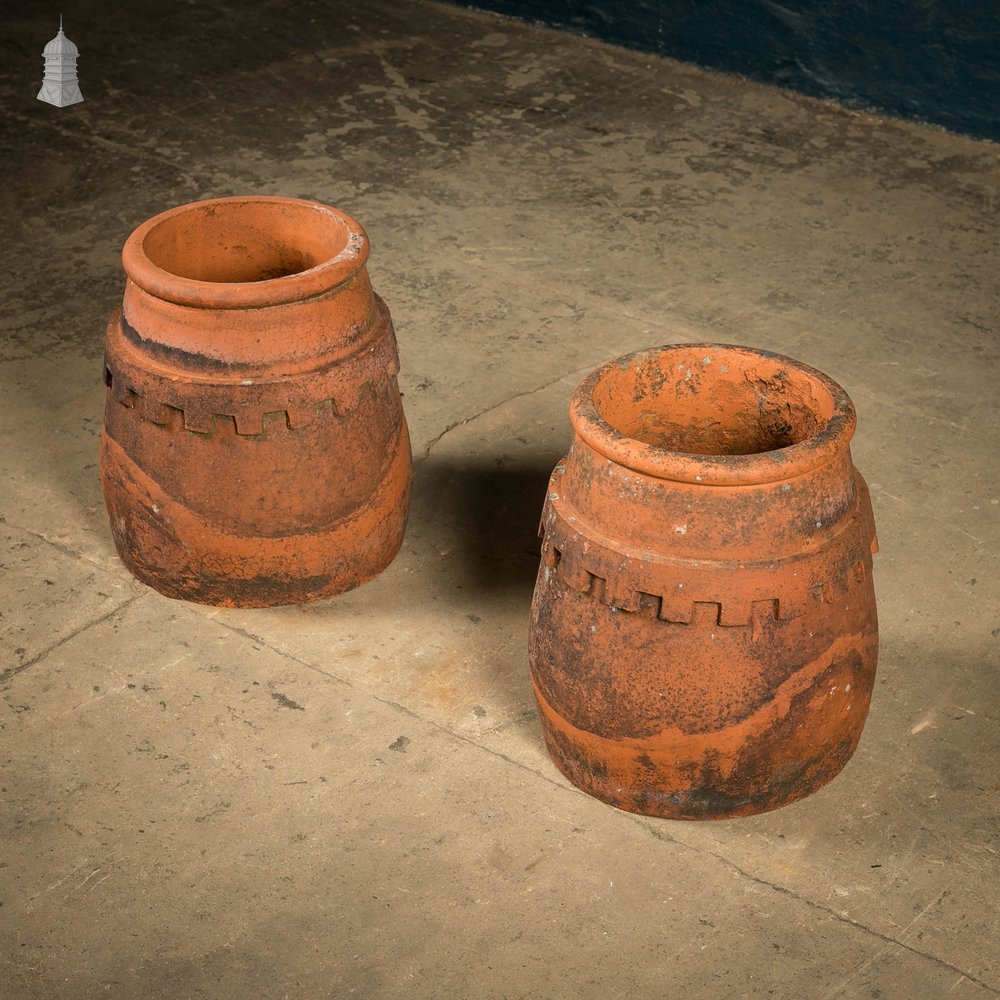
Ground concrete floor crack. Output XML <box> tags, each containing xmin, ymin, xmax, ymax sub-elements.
<box><xmin>5</xmin><ymin>523</ymin><xmax>117</xmax><ymax>575</ymax></box>
<box><xmin>416</xmin><ymin>363</ymin><xmax>595</xmax><ymax>462</ymax></box>
<box><xmin>639</xmin><ymin>820</ymin><xmax>1000</xmax><ymax>995</ymax></box>
<box><xmin>1</xmin><ymin>595</ymin><xmax>141</xmax><ymax>684</ymax></box>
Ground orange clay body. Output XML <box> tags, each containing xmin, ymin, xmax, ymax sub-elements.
<box><xmin>100</xmin><ymin>196</ymin><xmax>411</xmax><ymax>607</ymax></box>
<box><xmin>529</xmin><ymin>345</ymin><xmax>878</xmax><ymax>819</ymax></box>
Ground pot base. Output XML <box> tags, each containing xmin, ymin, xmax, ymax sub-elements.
<box><xmin>532</xmin><ymin>627</ymin><xmax>874</xmax><ymax>820</ymax></box>
<box><xmin>101</xmin><ymin>428</ymin><xmax>411</xmax><ymax>608</ymax></box>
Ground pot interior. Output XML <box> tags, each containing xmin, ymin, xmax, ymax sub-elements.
<box><xmin>592</xmin><ymin>348</ymin><xmax>837</xmax><ymax>457</ymax></box>
<box><xmin>140</xmin><ymin>200</ymin><xmax>349</xmax><ymax>283</ymax></box>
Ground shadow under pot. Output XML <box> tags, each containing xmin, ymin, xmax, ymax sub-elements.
<box><xmin>528</xmin><ymin>344</ymin><xmax>879</xmax><ymax>819</ymax></box>
<box><xmin>100</xmin><ymin>196</ymin><xmax>412</xmax><ymax>607</ymax></box>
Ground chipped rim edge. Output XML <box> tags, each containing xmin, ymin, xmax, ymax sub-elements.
<box><xmin>121</xmin><ymin>196</ymin><xmax>369</xmax><ymax>309</ymax></box>
<box><xmin>569</xmin><ymin>343</ymin><xmax>858</xmax><ymax>486</ymax></box>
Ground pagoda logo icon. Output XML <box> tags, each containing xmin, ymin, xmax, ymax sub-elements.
<box><xmin>38</xmin><ymin>16</ymin><xmax>83</xmax><ymax>108</ymax></box>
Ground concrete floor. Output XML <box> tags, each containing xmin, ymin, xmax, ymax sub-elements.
<box><xmin>3</xmin><ymin>1</ymin><xmax>999</xmax><ymax>997</ymax></box>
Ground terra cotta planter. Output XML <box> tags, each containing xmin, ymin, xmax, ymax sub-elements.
<box><xmin>100</xmin><ymin>196</ymin><xmax>411</xmax><ymax>607</ymax></box>
<box><xmin>529</xmin><ymin>344</ymin><xmax>878</xmax><ymax>819</ymax></box>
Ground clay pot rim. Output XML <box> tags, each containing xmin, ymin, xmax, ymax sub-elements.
<box><xmin>121</xmin><ymin>196</ymin><xmax>369</xmax><ymax>309</ymax></box>
<box><xmin>570</xmin><ymin>343</ymin><xmax>857</xmax><ymax>486</ymax></box>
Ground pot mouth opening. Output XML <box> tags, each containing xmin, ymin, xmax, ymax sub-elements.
<box><xmin>122</xmin><ymin>196</ymin><xmax>369</xmax><ymax>308</ymax></box>
<box><xmin>571</xmin><ymin>344</ymin><xmax>857</xmax><ymax>485</ymax></box>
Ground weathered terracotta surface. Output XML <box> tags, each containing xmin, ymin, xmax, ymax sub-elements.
<box><xmin>529</xmin><ymin>344</ymin><xmax>879</xmax><ymax>819</ymax></box>
<box><xmin>100</xmin><ymin>196</ymin><xmax>411</xmax><ymax>607</ymax></box>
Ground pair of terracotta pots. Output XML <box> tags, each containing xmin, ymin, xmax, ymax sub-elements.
<box><xmin>100</xmin><ymin>197</ymin><xmax>878</xmax><ymax>820</ymax></box>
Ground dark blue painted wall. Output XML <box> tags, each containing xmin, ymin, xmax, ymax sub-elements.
<box><xmin>458</xmin><ymin>0</ymin><xmax>1000</xmax><ymax>142</ymax></box>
